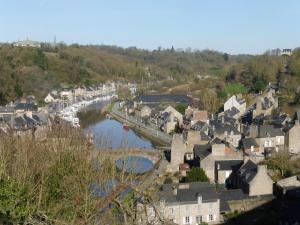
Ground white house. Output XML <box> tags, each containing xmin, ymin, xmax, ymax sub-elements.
<box><xmin>128</xmin><ymin>82</ymin><xmax>137</xmax><ymax>95</ymax></box>
<box><xmin>44</xmin><ymin>93</ymin><xmax>56</xmax><ymax>103</ymax></box>
<box><xmin>224</xmin><ymin>95</ymin><xmax>246</xmax><ymax>117</ymax></box>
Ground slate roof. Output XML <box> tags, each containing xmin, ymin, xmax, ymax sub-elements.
<box><xmin>210</xmin><ymin>120</ymin><xmax>241</xmax><ymax>135</ymax></box>
<box><xmin>176</xmin><ymin>187</ymin><xmax>217</xmax><ymax>203</ymax></box>
<box><xmin>211</xmin><ymin>137</ymin><xmax>224</xmax><ymax>145</ymax></box>
<box><xmin>258</xmin><ymin>125</ymin><xmax>284</xmax><ymax>138</ymax></box>
<box><xmin>15</xmin><ymin>103</ymin><xmax>38</xmax><ymax>111</ymax></box>
<box><xmin>224</xmin><ymin>106</ymin><xmax>240</xmax><ymax>118</ymax></box>
<box><xmin>215</xmin><ymin>160</ymin><xmax>243</xmax><ymax>171</ymax></box>
<box><xmin>191</xmin><ymin>121</ymin><xmax>207</xmax><ymax>131</ymax></box>
<box><xmin>261</xmin><ymin>97</ymin><xmax>273</xmax><ymax>110</ymax></box>
<box><xmin>159</xmin><ymin>182</ymin><xmax>218</xmax><ymax>204</ymax></box>
<box><xmin>238</xmin><ymin>160</ymin><xmax>258</xmax><ymax>183</ymax></box>
<box><xmin>23</xmin><ymin>115</ymin><xmax>36</xmax><ymax>126</ymax></box>
<box><xmin>237</xmin><ymin>98</ymin><xmax>246</xmax><ymax>105</ymax></box>
<box><xmin>218</xmin><ymin>189</ymin><xmax>253</xmax><ymax>212</ymax></box>
<box><xmin>194</xmin><ymin>144</ymin><xmax>211</xmax><ymax>159</ymax></box>
<box><xmin>242</xmin><ymin>138</ymin><xmax>259</xmax><ymax>149</ymax></box>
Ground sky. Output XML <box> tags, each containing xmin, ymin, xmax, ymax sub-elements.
<box><xmin>1</xmin><ymin>0</ymin><xmax>300</xmax><ymax>54</ymax></box>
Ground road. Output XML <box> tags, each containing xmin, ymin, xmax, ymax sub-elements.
<box><xmin>111</xmin><ymin>102</ymin><xmax>172</xmax><ymax>144</ymax></box>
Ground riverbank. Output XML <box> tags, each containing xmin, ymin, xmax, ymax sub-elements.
<box><xmin>110</xmin><ymin>103</ymin><xmax>172</xmax><ymax>147</ymax></box>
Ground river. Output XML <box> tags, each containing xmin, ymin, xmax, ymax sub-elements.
<box><xmin>78</xmin><ymin>101</ymin><xmax>155</xmax><ymax>149</ymax></box>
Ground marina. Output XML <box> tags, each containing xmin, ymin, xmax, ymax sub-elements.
<box><xmin>56</xmin><ymin>94</ymin><xmax>116</xmax><ymax>127</ymax></box>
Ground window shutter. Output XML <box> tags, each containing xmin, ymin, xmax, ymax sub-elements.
<box><xmin>183</xmin><ymin>217</ymin><xmax>186</xmax><ymax>224</ymax></box>
<box><xmin>190</xmin><ymin>216</ymin><xmax>193</xmax><ymax>224</ymax></box>
<box><xmin>214</xmin><ymin>214</ymin><xmax>216</xmax><ymax>221</ymax></box>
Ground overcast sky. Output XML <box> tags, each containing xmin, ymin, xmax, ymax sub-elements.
<box><xmin>1</xmin><ymin>0</ymin><xmax>300</xmax><ymax>54</ymax></box>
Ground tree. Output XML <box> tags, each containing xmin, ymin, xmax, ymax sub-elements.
<box><xmin>33</xmin><ymin>49</ymin><xmax>48</xmax><ymax>70</ymax></box>
<box><xmin>117</xmin><ymin>87</ymin><xmax>132</xmax><ymax>100</ymax></box>
<box><xmin>253</xmin><ymin>78</ymin><xmax>267</xmax><ymax>92</ymax></box>
<box><xmin>186</xmin><ymin>168</ymin><xmax>209</xmax><ymax>182</ymax></box>
<box><xmin>294</xmin><ymin>92</ymin><xmax>300</xmax><ymax>105</ymax></box>
<box><xmin>265</xmin><ymin>152</ymin><xmax>292</xmax><ymax>178</ymax></box>
<box><xmin>198</xmin><ymin>89</ymin><xmax>220</xmax><ymax>113</ymax></box>
<box><xmin>175</xmin><ymin>104</ymin><xmax>188</xmax><ymax>115</ymax></box>
<box><xmin>223</xmin><ymin>53</ymin><xmax>229</xmax><ymax>61</ymax></box>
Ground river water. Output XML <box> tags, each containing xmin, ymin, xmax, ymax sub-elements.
<box><xmin>78</xmin><ymin>101</ymin><xmax>155</xmax><ymax>149</ymax></box>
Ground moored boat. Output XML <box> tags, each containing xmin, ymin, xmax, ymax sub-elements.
<box><xmin>123</xmin><ymin>123</ymin><xmax>129</xmax><ymax>130</ymax></box>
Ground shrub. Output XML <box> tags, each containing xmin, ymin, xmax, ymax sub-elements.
<box><xmin>186</xmin><ymin>168</ymin><xmax>209</xmax><ymax>182</ymax></box>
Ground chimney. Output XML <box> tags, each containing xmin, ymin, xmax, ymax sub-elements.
<box><xmin>217</xmin><ymin>163</ymin><xmax>220</xmax><ymax>170</ymax></box>
<box><xmin>257</xmin><ymin>165</ymin><xmax>267</xmax><ymax>174</ymax></box>
<box><xmin>196</xmin><ymin>193</ymin><xmax>202</xmax><ymax>204</ymax></box>
<box><xmin>173</xmin><ymin>187</ymin><xmax>177</xmax><ymax>195</ymax></box>
<box><xmin>221</xmin><ymin>116</ymin><xmax>224</xmax><ymax>124</ymax></box>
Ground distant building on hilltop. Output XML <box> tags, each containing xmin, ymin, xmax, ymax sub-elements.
<box><xmin>280</xmin><ymin>49</ymin><xmax>293</xmax><ymax>56</ymax></box>
<box><xmin>13</xmin><ymin>39</ymin><xmax>41</xmax><ymax>48</ymax></box>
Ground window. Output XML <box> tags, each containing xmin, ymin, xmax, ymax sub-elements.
<box><xmin>209</xmin><ymin>214</ymin><xmax>214</xmax><ymax>221</ymax></box>
<box><xmin>225</xmin><ymin>171</ymin><xmax>230</xmax><ymax>178</ymax></box>
<box><xmin>185</xmin><ymin>216</ymin><xmax>190</xmax><ymax>224</ymax></box>
<box><xmin>196</xmin><ymin>215</ymin><xmax>203</xmax><ymax>224</ymax></box>
<box><xmin>277</xmin><ymin>137</ymin><xmax>281</xmax><ymax>144</ymax></box>
<box><xmin>251</xmin><ymin>145</ymin><xmax>254</xmax><ymax>152</ymax></box>
<box><xmin>264</xmin><ymin>140</ymin><xmax>272</xmax><ymax>147</ymax></box>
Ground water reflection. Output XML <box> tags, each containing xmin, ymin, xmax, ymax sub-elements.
<box><xmin>84</xmin><ymin>119</ymin><xmax>154</xmax><ymax>149</ymax></box>
<box><xmin>115</xmin><ymin>156</ymin><xmax>154</xmax><ymax>174</ymax></box>
<box><xmin>79</xmin><ymin>102</ymin><xmax>154</xmax><ymax>149</ymax></box>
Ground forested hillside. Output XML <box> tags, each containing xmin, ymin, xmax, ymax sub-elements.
<box><xmin>0</xmin><ymin>43</ymin><xmax>300</xmax><ymax>107</ymax></box>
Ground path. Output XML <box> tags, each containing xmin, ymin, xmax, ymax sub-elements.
<box><xmin>111</xmin><ymin>102</ymin><xmax>172</xmax><ymax>144</ymax></box>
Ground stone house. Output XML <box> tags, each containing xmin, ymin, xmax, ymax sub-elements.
<box><xmin>194</xmin><ymin>138</ymin><xmax>243</xmax><ymax>182</ymax></box>
<box><xmin>275</xmin><ymin>175</ymin><xmax>300</xmax><ymax>199</ymax></box>
<box><xmin>285</xmin><ymin>120</ymin><xmax>300</xmax><ymax>154</ymax></box>
<box><xmin>214</xmin><ymin>160</ymin><xmax>243</xmax><ymax>185</ymax></box>
<box><xmin>235</xmin><ymin>160</ymin><xmax>273</xmax><ymax>196</ymax></box>
<box><xmin>210</xmin><ymin>120</ymin><xmax>242</xmax><ymax>148</ymax></box>
<box><xmin>224</xmin><ymin>95</ymin><xmax>246</xmax><ymax>118</ymax></box>
<box><xmin>162</xmin><ymin>106</ymin><xmax>183</xmax><ymax>134</ymax></box>
<box><xmin>242</xmin><ymin>137</ymin><xmax>261</xmax><ymax>157</ymax></box>
<box><xmin>169</xmin><ymin>131</ymin><xmax>207</xmax><ymax>172</ymax></box>
<box><xmin>153</xmin><ymin>182</ymin><xmax>220</xmax><ymax>225</ymax></box>
<box><xmin>190</xmin><ymin>110</ymin><xmax>208</xmax><ymax>126</ymax></box>
<box><xmin>250</xmin><ymin>125</ymin><xmax>285</xmax><ymax>157</ymax></box>
<box><xmin>253</xmin><ymin>89</ymin><xmax>278</xmax><ymax>118</ymax></box>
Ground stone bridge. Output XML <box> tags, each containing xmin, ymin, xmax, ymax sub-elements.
<box><xmin>91</xmin><ymin>148</ymin><xmax>162</xmax><ymax>165</ymax></box>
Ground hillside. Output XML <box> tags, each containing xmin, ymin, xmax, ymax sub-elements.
<box><xmin>1</xmin><ymin>43</ymin><xmax>300</xmax><ymax>109</ymax></box>
<box><xmin>0</xmin><ymin>43</ymin><xmax>244</xmax><ymax>104</ymax></box>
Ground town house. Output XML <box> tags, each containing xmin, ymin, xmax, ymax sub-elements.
<box><xmin>152</xmin><ymin>182</ymin><xmax>220</xmax><ymax>225</ymax></box>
